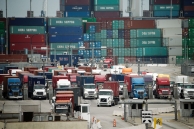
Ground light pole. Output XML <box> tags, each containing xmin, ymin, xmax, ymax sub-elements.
<box><xmin>137</xmin><ymin>58</ymin><xmax>140</xmax><ymax>75</ymax></box>
<box><xmin>184</xmin><ymin>32</ymin><xmax>188</xmax><ymax>63</ymax></box>
<box><xmin>5</xmin><ymin>0</ymin><xmax>8</xmax><ymax>54</ymax></box>
<box><xmin>42</xmin><ymin>58</ymin><xmax>46</xmax><ymax>78</ymax></box>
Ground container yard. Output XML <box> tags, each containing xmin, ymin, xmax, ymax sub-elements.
<box><xmin>0</xmin><ymin>0</ymin><xmax>194</xmax><ymax>129</ymax></box>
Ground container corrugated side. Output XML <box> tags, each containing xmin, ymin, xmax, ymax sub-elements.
<box><xmin>94</xmin><ymin>0</ymin><xmax>119</xmax><ymax>5</ymax></box>
<box><xmin>153</xmin><ymin>5</ymin><xmax>180</xmax><ymax>11</ymax></box>
<box><xmin>130</xmin><ymin>38</ymin><xmax>162</xmax><ymax>47</ymax></box>
<box><xmin>0</xmin><ymin>22</ymin><xmax>5</xmax><ymax>29</ymax></box>
<box><xmin>64</xmin><ymin>5</ymin><xmax>90</xmax><ymax>11</ymax></box>
<box><xmin>9</xmin><ymin>26</ymin><xmax>45</xmax><ymax>34</ymax></box>
<box><xmin>10</xmin><ymin>34</ymin><xmax>45</xmax><ymax>43</ymax></box>
<box><xmin>162</xmin><ymin>28</ymin><xmax>182</xmax><ymax>37</ymax></box>
<box><xmin>153</xmin><ymin>10</ymin><xmax>179</xmax><ymax>17</ymax></box>
<box><xmin>94</xmin><ymin>5</ymin><xmax>119</xmax><ymax>11</ymax></box>
<box><xmin>168</xmin><ymin>47</ymin><xmax>182</xmax><ymax>56</ymax></box>
<box><xmin>143</xmin><ymin>47</ymin><xmax>168</xmax><ymax>56</ymax></box>
<box><xmin>50</xmin><ymin>43</ymin><xmax>78</xmax><ymax>51</ymax></box>
<box><xmin>93</xmin><ymin>11</ymin><xmax>120</xmax><ymax>18</ymax></box>
<box><xmin>48</xmin><ymin>26</ymin><xmax>83</xmax><ymax>35</ymax></box>
<box><xmin>130</xmin><ymin>29</ymin><xmax>161</xmax><ymax>38</ymax></box>
<box><xmin>156</xmin><ymin>19</ymin><xmax>182</xmax><ymax>28</ymax></box>
<box><xmin>8</xmin><ymin>18</ymin><xmax>45</xmax><ymax>26</ymax></box>
<box><xmin>153</xmin><ymin>0</ymin><xmax>180</xmax><ymax>4</ymax></box>
<box><xmin>64</xmin><ymin>11</ymin><xmax>91</xmax><ymax>17</ymax></box>
<box><xmin>189</xmin><ymin>28</ymin><xmax>194</xmax><ymax>37</ymax></box>
<box><xmin>184</xmin><ymin>11</ymin><xmax>194</xmax><ymax>17</ymax></box>
<box><xmin>189</xmin><ymin>18</ymin><xmax>194</xmax><ymax>27</ymax></box>
<box><xmin>49</xmin><ymin>35</ymin><xmax>83</xmax><ymax>43</ymax></box>
<box><xmin>48</xmin><ymin>17</ymin><xmax>82</xmax><ymax>26</ymax></box>
<box><xmin>163</xmin><ymin>36</ymin><xmax>182</xmax><ymax>46</ymax></box>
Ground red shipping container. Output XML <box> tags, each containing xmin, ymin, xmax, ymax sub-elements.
<box><xmin>125</xmin><ymin>20</ymin><xmax>156</xmax><ymax>29</ymax></box>
<box><xmin>10</xmin><ymin>42</ymin><xmax>47</xmax><ymax>51</ymax></box>
<box><xmin>124</xmin><ymin>39</ymin><xmax>130</xmax><ymax>48</ymax></box>
<box><xmin>100</xmin><ymin>21</ymin><xmax>107</xmax><ymax>29</ymax></box>
<box><xmin>184</xmin><ymin>6</ymin><xmax>194</xmax><ymax>11</ymax></box>
<box><xmin>124</xmin><ymin>75</ymin><xmax>141</xmax><ymax>93</ymax></box>
<box><xmin>153</xmin><ymin>0</ymin><xmax>179</xmax><ymax>4</ymax></box>
<box><xmin>124</xmin><ymin>30</ymin><xmax>130</xmax><ymax>39</ymax></box>
<box><xmin>182</xmin><ymin>28</ymin><xmax>189</xmax><ymax>36</ymax></box>
<box><xmin>103</xmin><ymin>81</ymin><xmax>119</xmax><ymax>97</ymax></box>
<box><xmin>10</xmin><ymin>34</ymin><xmax>45</xmax><ymax>43</ymax></box>
<box><xmin>105</xmin><ymin>56</ymin><xmax>118</xmax><ymax>65</ymax></box>
<box><xmin>52</xmin><ymin>76</ymin><xmax>69</xmax><ymax>89</ymax></box>
<box><xmin>94</xmin><ymin>11</ymin><xmax>120</xmax><ymax>18</ymax></box>
<box><xmin>65</xmin><ymin>0</ymin><xmax>90</xmax><ymax>5</ymax></box>
<box><xmin>124</xmin><ymin>56</ymin><xmax>136</xmax><ymax>63</ymax></box>
<box><xmin>106</xmin><ymin>20</ymin><xmax>113</xmax><ymax>29</ymax></box>
<box><xmin>86</xmin><ymin>22</ymin><xmax>101</xmax><ymax>33</ymax></box>
<box><xmin>84</xmin><ymin>42</ymin><xmax>90</xmax><ymax>48</ymax></box>
<box><xmin>107</xmin><ymin>48</ymin><xmax>113</xmax><ymax>56</ymax></box>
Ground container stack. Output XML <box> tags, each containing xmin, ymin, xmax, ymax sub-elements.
<box><xmin>48</xmin><ymin>17</ymin><xmax>83</xmax><ymax>55</ymax></box>
<box><xmin>93</xmin><ymin>0</ymin><xmax>120</xmax><ymax>18</ymax></box>
<box><xmin>0</xmin><ymin>18</ymin><xmax>6</xmax><ymax>54</ymax></box>
<box><xmin>182</xmin><ymin>0</ymin><xmax>194</xmax><ymax>17</ymax></box>
<box><xmin>151</xmin><ymin>0</ymin><xmax>180</xmax><ymax>17</ymax></box>
<box><xmin>62</xmin><ymin>0</ymin><xmax>91</xmax><ymax>17</ymax></box>
<box><xmin>9</xmin><ymin>18</ymin><xmax>46</xmax><ymax>55</ymax></box>
<box><xmin>82</xmin><ymin>17</ymin><xmax>96</xmax><ymax>33</ymax></box>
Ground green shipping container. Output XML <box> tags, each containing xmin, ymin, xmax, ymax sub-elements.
<box><xmin>136</xmin><ymin>48</ymin><xmax>143</xmax><ymax>56</ymax></box>
<box><xmin>101</xmin><ymin>49</ymin><xmax>107</xmax><ymax>56</ymax></box>
<box><xmin>153</xmin><ymin>5</ymin><xmax>180</xmax><ymax>11</ymax></box>
<box><xmin>0</xmin><ymin>29</ymin><xmax>5</xmax><ymax>36</ymax></box>
<box><xmin>94</xmin><ymin>5</ymin><xmax>119</xmax><ymax>11</ymax></box>
<box><xmin>189</xmin><ymin>18</ymin><xmax>194</xmax><ymax>28</ymax></box>
<box><xmin>182</xmin><ymin>38</ymin><xmax>194</xmax><ymax>47</ymax></box>
<box><xmin>94</xmin><ymin>0</ymin><xmax>119</xmax><ymax>5</ymax></box>
<box><xmin>101</xmin><ymin>39</ymin><xmax>107</xmax><ymax>46</ymax></box>
<box><xmin>176</xmin><ymin>56</ymin><xmax>184</xmax><ymax>64</ymax></box>
<box><xmin>119</xmin><ymin>39</ymin><xmax>124</xmax><ymax>47</ymax></box>
<box><xmin>112</xmin><ymin>20</ymin><xmax>119</xmax><ymax>30</ymax></box>
<box><xmin>143</xmin><ymin>47</ymin><xmax>168</xmax><ymax>56</ymax></box>
<box><xmin>118</xmin><ymin>57</ymin><xmax>124</xmax><ymax>64</ymax></box>
<box><xmin>131</xmin><ymin>48</ymin><xmax>137</xmax><ymax>56</ymax></box>
<box><xmin>118</xmin><ymin>20</ymin><xmax>124</xmax><ymax>29</ymax></box>
<box><xmin>48</xmin><ymin>67</ymin><xmax>59</xmax><ymax>72</ymax></box>
<box><xmin>112</xmin><ymin>39</ymin><xmax>119</xmax><ymax>47</ymax></box>
<box><xmin>182</xmin><ymin>47</ymin><xmax>194</xmax><ymax>56</ymax></box>
<box><xmin>130</xmin><ymin>38</ymin><xmax>162</xmax><ymax>47</ymax></box>
<box><xmin>189</xmin><ymin>28</ymin><xmax>194</xmax><ymax>37</ymax></box>
<box><xmin>101</xmin><ymin>30</ymin><xmax>107</xmax><ymax>38</ymax></box>
<box><xmin>113</xmin><ymin>30</ymin><xmax>118</xmax><ymax>38</ymax></box>
<box><xmin>130</xmin><ymin>29</ymin><xmax>161</xmax><ymax>38</ymax></box>
<box><xmin>48</xmin><ymin>18</ymin><xmax>82</xmax><ymax>26</ymax></box>
<box><xmin>107</xmin><ymin>39</ymin><xmax>113</xmax><ymax>47</ymax></box>
<box><xmin>10</xmin><ymin>26</ymin><xmax>45</xmax><ymax>34</ymax></box>
<box><xmin>95</xmin><ymin>33</ymin><xmax>101</xmax><ymax>41</ymax></box>
<box><xmin>119</xmin><ymin>48</ymin><xmax>125</xmax><ymax>56</ymax></box>
<box><xmin>124</xmin><ymin>48</ymin><xmax>131</xmax><ymax>56</ymax></box>
<box><xmin>113</xmin><ymin>48</ymin><xmax>119</xmax><ymax>56</ymax></box>
<box><xmin>0</xmin><ymin>22</ymin><xmax>5</xmax><ymax>29</ymax></box>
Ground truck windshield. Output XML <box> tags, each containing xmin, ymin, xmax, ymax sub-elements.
<box><xmin>184</xmin><ymin>85</ymin><xmax>194</xmax><ymax>89</ymax></box>
<box><xmin>99</xmin><ymin>91</ymin><xmax>112</xmax><ymax>95</ymax></box>
<box><xmin>71</xmin><ymin>82</ymin><xmax>77</xmax><ymax>86</ymax></box>
<box><xmin>134</xmin><ymin>85</ymin><xmax>144</xmax><ymax>89</ymax></box>
<box><xmin>145</xmin><ymin>82</ymin><xmax>153</xmax><ymax>86</ymax></box>
<box><xmin>119</xmin><ymin>82</ymin><xmax>125</xmax><ymax>85</ymax></box>
<box><xmin>84</xmin><ymin>85</ymin><xmax>95</xmax><ymax>89</ymax></box>
<box><xmin>34</xmin><ymin>85</ymin><xmax>45</xmax><ymax>89</ymax></box>
<box><xmin>11</xmin><ymin>86</ymin><xmax>19</xmax><ymax>89</ymax></box>
<box><xmin>159</xmin><ymin>86</ymin><xmax>170</xmax><ymax>89</ymax></box>
<box><xmin>60</xmin><ymin>85</ymin><xmax>69</xmax><ymax>88</ymax></box>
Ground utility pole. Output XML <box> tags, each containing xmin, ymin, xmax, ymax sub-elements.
<box><xmin>138</xmin><ymin>58</ymin><xmax>140</xmax><ymax>75</ymax></box>
<box><xmin>6</xmin><ymin>0</ymin><xmax>8</xmax><ymax>54</ymax></box>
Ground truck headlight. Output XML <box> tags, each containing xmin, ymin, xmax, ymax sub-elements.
<box><xmin>184</xmin><ymin>91</ymin><xmax>188</xmax><ymax>95</ymax></box>
<box><xmin>84</xmin><ymin>91</ymin><xmax>88</xmax><ymax>94</ymax></box>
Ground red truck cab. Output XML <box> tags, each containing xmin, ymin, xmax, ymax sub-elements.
<box><xmin>155</xmin><ymin>77</ymin><xmax>171</xmax><ymax>99</ymax></box>
<box><xmin>103</xmin><ymin>58</ymin><xmax>113</xmax><ymax>68</ymax></box>
<box><xmin>124</xmin><ymin>75</ymin><xmax>141</xmax><ymax>94</ymax></box>
<box><xmin>94</xmin><ymin>75</ymin><xmax>106</xmax><ymax>89</ymax></box>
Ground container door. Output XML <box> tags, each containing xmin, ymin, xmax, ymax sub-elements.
<box><xmin>80</xmin><ymin>104</ymin><xmax>90</xmax><ymax>127</ymax></box>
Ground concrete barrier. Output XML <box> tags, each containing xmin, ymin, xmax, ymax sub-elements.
<box><xmin>158</xmin><ymin>64</ymin><xmax>167</xmax><ymax>67</ymax></box>
<box><xmin>147</xmin><ymin>64</ymin><xmax>157</xmax><ymax>67</ymax></box>
<box><xmin>113</xmin><ymin>110</ymin><xmax>124</xmax><ymax>117</ymax></box>
<box><xmin>149</xmin><ymin>108</ymin><xmax>159</xmax><ymax>115</ymax></box>
<box><xmin>127</xmin><ymin>124</ymin><xmax>145</xmax><ymax>129</ymax></box>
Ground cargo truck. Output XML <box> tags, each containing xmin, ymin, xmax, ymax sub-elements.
<box><xmin>52</xmin><ymin>76</ymin><xmax>69</xmax><ymax>89</ymax></box>
<box><xmin>76</xmin><ymin>75</ymin><xmax>97</xmax><ymax>99</ymax></box>
<box><xmin>103</xmin><ymin>58</ymin><xmax>113</xmax><ymax>69</ymax></box>
<box><xmin>155</xmin><ymin>77</ymin><xmax>171</xmax><ymax>99</ymax></box>
<box><xmin>28</xmin><ymin>76</ymin><xmax>46</xmax><ymax>99</ymax></box>
<box><xmin>100</xmin><ymin>81</ymin><xmax>119</xmax><ymax>105</ymax></box>
<box><xmin>111</xmin><ymin>74</ymin><xmax>125</xmax><ymax>95</ymax></box>
<box><xmin>57</xmin><ymin>79</ymin><xmax>71</xmax><ymax>88</ymax></box>
<box><xmin>4</xmin><ymin>66</ymin><xmax>18</xmax><ymax>74</ymax></box>
<box><xmin>94</xmin><ymin>75</ymin><xmax>106</xmax><ymax>90</ymax></box>
<box><xmin>97</xmin><ymin>89</ymin><xmax>115</xmax><ymax>107</ymax></box>
<box><xmin>3</xmin><ymin>76</ymin><xmax>23</xmax><ymax>99</ymax></box>
<box><xmin>8</xmin><ymin>69</ymin><xmax>22</xmax><ymax>76</ymax></box>
<box><xmin>175</xmin><ymin>76</ymin><xmax>189</xmax><ymax>97</ymax></box>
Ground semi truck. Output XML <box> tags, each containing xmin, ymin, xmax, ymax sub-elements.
<box><xmin>111</xmin><ymin>74</ymin><xmax>125</xmax><ymax>95</ymax></box>
<box><xmin>76</xmin><ymin>75</ymin><xmax>97</xmax><ymax>99</ymax></box>
<box><xmin>175</xmin><ymin>76</ymin><xmax>189</xmax><ymax>97</ymax></box>
<box><xmin>97</xmin><ymin>89</ymin><xmax>115</xmax><ymax>107</ymax></box>
<box><xmin>28</xmin><ymin>75</ymin><xmax>46</xmax><ymax>99</ymax></box>
<box><xmin>94</xmin><ymin>75</ymin><xmax>106</xmax><ymax>90</ymax></box>
<box><xmin>155</xmin><ymin>77</ymin><xmax>171</xmax><ymax>99</ymax></box>
<box><xmin>3</xmin><ymin>76</ymin><xmax>23</xmax><ymax>99</ymax></box>
<box><xmin>57</xmin><ymin>79</ymin><xmax>71</xmax><ymax>88</ymax></box>
<box><xmin>52</xmin><ymin>76</ymin><xmax>69</xmax><ymax>89</ymax></box>
<box><xmin>180</xmin><ymin>84</ymin><xmax>194</xmax><ymax>99</ymax></box>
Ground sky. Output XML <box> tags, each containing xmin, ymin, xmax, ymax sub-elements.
<box><xmin>0</xmin><ymin>0</ymin><xmax>59</xmax><ymax>17</ymax></box>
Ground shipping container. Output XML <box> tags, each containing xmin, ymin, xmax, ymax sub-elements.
<box><xmin>156</xmin><ymin>19</ymin><xmax>182</xmax><ymax>28</ymax></box>
<box><xmin>182</xmin><ymin>19</ymin><xmax>189</xmax><ymax>28</ymax></box>
<box><xmin>65</xmin><ymin>0</ymin><xmax>90</xmax><ymax>5</ymax></box>
<box><xmin>86</xmin><ymin>22</ymin><xmax>101</xmax><ymax>33</ymax></box>
<box><xmin>124</xmin><ymin>39</ymin><xmax>130</xmax><ymax>47</ymax></box>
<box><xmin>183</xmin><ymin>38</ymin><xmax>194</xmax><ymax>47</ymax></box>
<box><xmin>168</xmin><ymin>47</ymin><xmax>182</xmax><ymax>56</ymax></box>
<box><xmin>50</xmin><ymin>43</ymin><xmax>78</xmax><ymax>50</ymax></box>
<box><xmin>184</xmin><ymin>11</ymin><xmax>194</xmax><ymax>17</ymax></box>
<box><xmin>162</xmin><ymin>28</ymin><xmax>182</xmax><ymax>37</ymax></box>
<box><xmin>130</xmin><ymin>38</ymin><xmax>162</xmax><ymax>47</ymax></box>
<box><xmin>189</xmin><ymin>28</ymin><xmax>194</xmax><ymax>37</ymax></box>
<box><xmin>94</xmin><ymin>5</ymin><xmax>119</xmax><ymax>11</ymax></box>
<box><xmin>153</xmin><ymin>5</ymin><xmax>180</xmax><ymax>11</ymax></box>
<box><xmin>183</xmin><ymin>0</ymin><xmax>194</xmax><ymax>6</ymax></box>
<box><xmin>124</xmin><ymin>29</ymin><xmax>130</xmax><ymax>39</ymax></box>
<box><xmin>0</xmin><ymin>22</ymin><xmax>5</xmax><ymax>29</ymax></box>
<box><xmin>94</xmin><ymin>0</ymin><xmax>119</xmax><ymax>5</ymax></box>
<box><xmin>64</xmin><ymin>5</ymin><xmax>90</xmax><ymax>11</ymax></box>
<box><xmin>82</xmin><ymin>17</ymin><xmax>96</xmax><ymax>33</ymax></box>
<box><xmin>10</xmin><ymin>26</ymin><xmax>45</xmax><ymax>34</ymax></box>
<box><xmin>8</xmin><ymin>18</ymin><xmax>45</xmax><ymax>26</ymax></box>
<box><xmin>184</xmin><ymin>6</ymin><xmax>194</xmax><ymax>11</ymax></box>
<box><xmin>48</xmin><ymin>26</ymin><xmax>83</xmax><ymax>35</ymax></box>
<box><xmin>153</xmin><ymin>10</ymin><xmax>179</xmax><ymax>17</ymax></box>
<box><xmin>163</xmin><ymin>36</ymin><xmax>182</xmax><ymax>46</ymax></box>
<box><xmin>130</xmin><ymin>29</ymin><xmax>161</xmax><ymax>38</ymax></box>
<box><xmin>10</xmin><ymin>42</ymin><xmax>47</xmax><ymax>51</ymax></box>
<box><xmin>142</xmin><ymin>47</ymin><xmax>168</xmax><ymax>56</ymax></box>
<box><xmin>125</xmin><ymin>20</ymin><xmax>156</xmax><ymax>29</ymax></box>
<box><xmin>153</xmin><ymin>0</ymin><xmax>180</xmax><ymax>4</ymax></box>
<box><xmin>48</xmin><ymin>17</ymin><xmax>82</xmax><ymax>26</ymax></box>
<box><xmin>64</xmin><ymin>11</ymin><xmax>91</xmax><ymax>17</ymax></box>
<box><xmin>9</xmin><ymin>34</ymin><xmax>45</xmax><ymax>43</ymax></box>
<box><xmin>93</xmin><ymin>11</ymin><xmax>120</xmax><ymax>18</ymax></box>
<box><xmin>176</xmin><ymin>56</ymin><xmax>184</xmax><ymax>64</ymax></box>
<box><xmin>49</xmin><ymin>35</ymin><xmax>83</xmax><ymax>43</ymax></box>
<box><xmin>189</xmin><ymin>18</ymin><xmax>194</xmax><ymax>27</ymax></box>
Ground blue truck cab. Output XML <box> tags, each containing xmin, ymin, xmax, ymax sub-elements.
<box><xmin>7</xmin><ymin>78</ymin><xmax>23</xmax><ymax>99</ymax></box>
<box><xmin>111</xmin><ymin>74</ymin><xmax>125</xmax><ymax>94</ymax></box>
<box><xmin>132</xmin><ymin>77</ymin><xmax>147</xmax><ymax>99</ymax></box>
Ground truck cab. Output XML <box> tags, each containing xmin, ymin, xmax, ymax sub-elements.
<box><xmin>111</xmin><ymin>74</ymin><xmax>125</xmax><ymax>95</ymax></box>
<box><xmin>180</xmin><ymin>84</ymin><xmax>194</xmax><ymax>99</ymax></box>
<box><xmin>94</xmin><ymin>75</ymin><xmax>106</xmax><ymax>90</ymax></box>
<box><xmin>9</xmin><ymin>69</ymin><xmax>22</xmax><ymax>76</ymax></box>
<box><xmin>103</xmin><ymin>58</ymin><xmax>113</xmax><ymax>69</ymax></box>
<box><xmin>155</xmin><ymin>77</ymin><xmax>171</xmax><ymax>99</ymax></box>
<box><xmin>97</xmin><ymin>89</ymin><xmax>115</xmax><ymax>107</ymax></box>
<box><xmin>33</xmin><ymin>84</ymin><xmax>47</xmax><ymax>99</ymax></box>
<box><xmin>83</xmin><ymin>83</ymin><xmax>98</xmax><ymax>99</ymax></box>
<box><xmin>131</xmin><ymin>77</ymin><xmax>147</xmax><ymax>99</ymax></box>
<box><xmin>175</xmin><ymin>76</ymin><xmax>189</xmax><ymax>96</ymax></box>
<box><xmin>57</xmin><ymin>79</ymin><xmax>71</xmax><ymax>88</ymax></box>
<box><xmin>7</xmin><ymin>78</ymin><xmax>23</xmax><ymax>99</ymax></box>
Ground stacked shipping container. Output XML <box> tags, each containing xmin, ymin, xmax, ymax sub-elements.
<box><xmin>0</xmin><ymin>18</ymin><xmax>6</xmax><ymax>54</ymax></box>
<box><xmin>182</xmin><ymin>0</ymin><xmax>194</xmax><ymax>17</ymax></box>
<box><xmin>9</xmin><ymin>18</ymin><xmax>47</xmax><ymax>54</ymax></box>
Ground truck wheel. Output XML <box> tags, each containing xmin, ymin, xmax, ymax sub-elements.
<box><xmin>97</xmin><ymin>105</ymin><xmax>99</xmax><ymax>107</ymax></box>
<box><xmin>109</xmin><ymin>105</ymin><xmax>112</xmax><ymax>107</ymax></box>
<box><xmin>112</xmin><ymin>102</ymin><xmax>115</xmax><ymax>106</ymax></box>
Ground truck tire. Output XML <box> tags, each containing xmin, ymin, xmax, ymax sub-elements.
<box><xmin>97</xmin><ymin>105</ymin><xmax>100</xmax><ymax>107</ymax></box>
<box><xmin>115</xmin><ymin>100</ymin><xmax>118</xmax><ymax>105</ymax></box>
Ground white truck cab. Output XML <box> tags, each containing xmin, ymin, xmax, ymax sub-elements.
<box><xmin>97</xmin><ymin>89</ymin><xmax>115</xmax><ymax>107</ymax></box>
<box><xmin>181</xmin><ymin>84</ymin><xmax>194</xmax><ymax>99</ymax></box>
<box><xmin>175</xmin><ymin>76</ymin><xmax>189</xmax><ymax>94</ymax></box>
<box><xmin>83</xmin><ymin>83</ymin><xmax>98</xmax><ymax>99</ymax></box>
<box><xmin>33</xmin><ymin>84</ymin><xmax>47</xmax><ymax>99</ymax></box>
<box><xmin>10</xmin><ymin>69</ymin><xmax>22</xmax><ymax>76</ymax></box>
<box><xmin>57</xmin><ymin>79</ymin><xmax>71</xmax><ymax>88</ymax></box>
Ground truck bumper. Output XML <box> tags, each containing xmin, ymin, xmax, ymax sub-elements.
<box><xmin>33</xmin><ymin>95</ymin><xmax>47</xmax><ymax>99</ymax></box>
<box><xmin>159</xmin><ymin>95</ymin><xmax>171</xmax><ymax>98</ymax></box>
<box><xmin>9</xmin><ymin>96</ymin><xmax>23</xmax><ymax>99</ymax></box>
<box><xmin>97</xmin><ymin>102</ymin><xmax>111</xmax><ymax>106</ymax></box>
<box><xmin>85</xmin><ymin>94</ymin><xmax>98</xmax><ymax>99</ymax></box>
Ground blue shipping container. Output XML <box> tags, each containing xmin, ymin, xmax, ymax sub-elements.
<box><xmin>28</xmin><ymin>76</ymin><xmax>45</xmax><ymax>93</ymax></box>
<box><xmin>48</xmin><ymin>26</ymin><xmax>83</xmax><ymax>35</ymax></box>
<box><xmin>9</xmin><ymin>18</ymin><xmax>45</xmax><ymax>26</ymax></box>
<box><xmin>49</xmin><ymin>35</ymin><xmax>83</xmax><ymax>43</ymax></box>
<box><xmin>84</xmin><ymin>34</ymin><xmax>90</xmax><ymax>41</ymax></box>
<box><xmin>183</xmin><ymin>0</ymin><xmax>194</xmax><ymax>6</ymax></box>
<box><xmin>89</xmin><ymin>26</ymin><xmax>96</xmax><ymax>33</ymax></box>
<box><xmin>37</xmin><ymin>72</ymin><xmax>53</xmax><ymax>79</ymax></box>
<box><xmin>50</xmin><ymin>54</ymin><xmax>83</xmax><ymax>66</ymax></box>
<box><xmin>89</xmin><ymin>34</ymin><xmax>95</xmax><ymax>41</ymax></box>
<box><xmin>111</xmin><ymin>74</ymin><xmax>124</xmax><ymax>81</ymax></box>
<box><xmin>78</xmin><ymin>41</ymin><xmax>84</xmax><ymax>47</ymax></box>
<box><xmin>0</xmin><ymin>37</ymin><xmax>5</xmax><ymax>44</ymax></box>
<box><xmin>118</xmin><ymin>30</ymin><xmax>125</xmax><ymax>38</ymax></box>
<box><xmin>107</xmin><ymin>30</ymin><xmax>113</xmax><ymax>38</ymax></box>
<box><xmin>65</xmin><ymin>5</ymin><xmax>90</xmax><ymax>11</ymax></box>
<box><xmin>95</xmin><ymin>41</ymin><xmax>101</xmax><ymax>48</ymax></box>
<box><xmin>184</xmin><ymin>11</ymin><xmax>194</xmax><ymax>17</ymax></box>
<box><xmin>64</xmin><ymin>11</ymin><xmax>91</xmax><ymax>17</ymax></box>
<box><xmin>153</xmin><ymin>11</ymin><xmax>179</xmax><ymax>17</ymax></box>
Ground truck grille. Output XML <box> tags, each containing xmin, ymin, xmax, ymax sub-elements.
<box><xmin>37</xmin><ymin>92</ymin><xmax>43</xmax><ymax>95</ymax></box>
<box><xmin>88</xmin><ymin>91</ymin><xmax>94</xmax><ymax>95</ymax></box>
<box><xmin>162</xmin><ymin>90</ymin><xmax>169</xmax><ymax>95</ymax></box>
<box><xmin>100</xmin><ymin>98</ymin><xmax>107</xmax><ymax>102</ymax></box>
<box><xmin>138</xmin><ymin>91</ymin><xmax>144</xmax><ymax>95</ymax></box>
<box><xmin>188</xmin><ymin>91</ymin><xmax>194</xmax><ymax>94</ymax></box>
<box><xmin>13</xmin><ymin>92</ymin><xmax>18</xmax><ymax>96</ymax></box>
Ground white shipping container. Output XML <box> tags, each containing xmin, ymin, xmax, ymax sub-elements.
<box><xmin>168</xmin><ymin>56</ymin><xmax>176</xmax><ymax>64</ymax></box>
<box><xmin>120</xmin><ymin>0</ymin><xmax>130</xmax><ymax>17</ymax></box>
<box><xmin>163</xmin><ymin>28</ymin><xmax>182</xmax><ymax>37</ymax></box>
<box><xmin>163</xmin><ymin>36</ymin><xmax>182</xmax><ymax>46</ymax></box>
<box><xmin>131</xmin><ymin>0</ymin><xmax>143</xmax><ymax>17</ymax></box>
<box><xmin>156</xmin><ymin>19</ymin><xmax>182</xmax><ymax>28</ymax></box>
<box><xmin>168</xmin><ymin>47</ymin><xmax>182</xmax><ymax>56</ymax></box>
